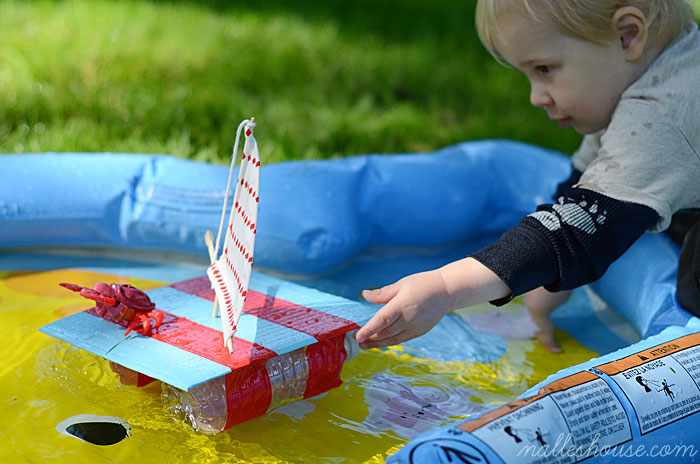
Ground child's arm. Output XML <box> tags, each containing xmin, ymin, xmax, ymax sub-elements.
<box><xmin>355</xmin><ymin>257</ymin><xmax>510</xmax><ymax>349</ymax></box>
<box><xmin>357</xmin><ymin>188</ymin><xmax>657</xmax><ymax>350</ymax></box>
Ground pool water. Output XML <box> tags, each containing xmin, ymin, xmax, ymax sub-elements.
<box><xmin>0</xmin><ymin>249</ymin><xmax>612</xmax><ymax>463</ymax></box>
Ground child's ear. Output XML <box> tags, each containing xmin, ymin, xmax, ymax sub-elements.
<box><xmin>611</xmin><ymin>6</ymin><xmax>648</xmax><ymax>62</ymax></box>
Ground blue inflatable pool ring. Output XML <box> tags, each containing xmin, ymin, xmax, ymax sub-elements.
<box><xmin>2</xmin><ymin>140</ymin><xmax>697</xmax><ymax>463</ymax></box>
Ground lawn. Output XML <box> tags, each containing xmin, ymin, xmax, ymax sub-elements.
<box><xmin>1</xmin><ymin>0</ymin><xmax>698</xmax><ymax>164</ymax></box>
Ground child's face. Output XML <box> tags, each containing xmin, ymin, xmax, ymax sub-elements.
<box><xmin>494</xmin><ymin>12</ymin><xmax>636</xmax><ymax>135</ymax></box>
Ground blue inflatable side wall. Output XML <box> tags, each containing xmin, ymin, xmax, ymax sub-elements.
<box><xmin>1</xmin><ymin>140</ymin><xmax>695</xmax><ymax>463</ymax></box>
<box><xmin>0</xmin><ymin>140</ymin><xmax>568</xmax><ymax>274</ymax></box>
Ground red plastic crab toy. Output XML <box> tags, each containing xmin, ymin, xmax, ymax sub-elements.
<box><xmin>60</xmin><ymin>282</ymin><xmax>163</xmax><ymax>336</ymax></box>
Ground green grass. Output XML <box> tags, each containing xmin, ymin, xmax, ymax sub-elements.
<box><xmin>1</xmin><ymin>0</ymin><xmax>698</xmax><ymax>164</ymax></box>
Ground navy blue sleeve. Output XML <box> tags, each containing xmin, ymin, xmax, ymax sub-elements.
<box><xmin>470</xmin><ymin>187</ymin><xmax>658</xmax><ymax>304</ymax></box>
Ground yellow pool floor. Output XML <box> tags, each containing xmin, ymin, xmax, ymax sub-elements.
<box><xmin>0</xmin><ymin>252</ymin><xmax>598</xmax><ymax>463</ymax></box>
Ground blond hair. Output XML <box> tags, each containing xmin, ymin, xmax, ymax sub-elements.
<box><xmin>476</xmin><ymin>0</ymin><xmax>695</xmax><ymax>62</ymax></box>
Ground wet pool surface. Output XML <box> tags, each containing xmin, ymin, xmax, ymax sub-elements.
<box><xmin>0</xmin><ymin>249</ymin><xmax>618</xmax><ymax>463</ymax></box>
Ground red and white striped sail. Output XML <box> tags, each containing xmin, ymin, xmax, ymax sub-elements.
<box><xmin>207</xmin><ymin>119</ymin><xmax>260</xmax><ymax>352</ymax></box>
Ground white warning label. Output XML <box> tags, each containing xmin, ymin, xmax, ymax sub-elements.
<box><xmin>471</xmin><ymin>379</ymin><xmax>630</xmax><ymax>463</ymax></box>
<box><xmin>672</xmin><ymin>345</ymin><xmax>700</xmax><ymax>386</ymax></box>
<box><xmin>472</xmin><ymin>396</ymin><xmax>574</xmax><ymax>464</ymax></box>
<box><xmin>610</xmin><ymin>356</ymin><xmax>700</xmax><ymax>434</ymax></box>
<box><xmin>550</xmin><ymin>379</ymin><xmax>631</xmax><ymax>458</ymax></box>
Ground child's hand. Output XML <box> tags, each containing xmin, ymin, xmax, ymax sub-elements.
<box><xmin>355</xmin><ymin>270</ymin><xmax>453</xmax><ymax>349</ymax></box>
<box><xmin>355</xmin><ymin>257</ymin><xmax>511</xmax><ymax>349</ymax></box>
<box><xmin>523</xmin><ymin>287</ymin><xmax>572</xmax><ymax>353</ymax></box>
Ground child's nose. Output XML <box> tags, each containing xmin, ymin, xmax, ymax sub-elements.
<box><xmin>530</xmin><ymin>85</ymin><xmax>553</xmax><ymax>108</ymax></box>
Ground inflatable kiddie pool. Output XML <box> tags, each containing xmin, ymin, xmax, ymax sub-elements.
<box><xmin>1</xmin><ymin>140</ymin><xmax>698</xmax><ymax>463</ymax></box>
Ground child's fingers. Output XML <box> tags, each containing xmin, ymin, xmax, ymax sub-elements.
<box><xmin>364</xmin><ymin>317</ymin><xmax>406</xmax><ymax>343</ymax></box>
<box><xmin>355</xmin><ymin>304</ymin><xmax>401</xmax><ymax>344</ymax></box>
<box><xmin>361</xmin><ymin>282</ymin><xmax>400</xmax><ymax>304</ymax></box>
<box><xmin>358</xmin><ymin>329</ymin><xmax>407</xmax><ymax>349</ymax></box>
<box><xmin>532</xmin><ymin>317</ymin><xmax>561</xmax><ymax>353</ymax></box>
<box><xmin>536</xmin><ymin>330</ymin><xmax>561</xmax><ymax>353</ymax></box>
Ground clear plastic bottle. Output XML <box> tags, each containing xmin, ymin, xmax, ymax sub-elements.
<box><xmin>162</xmin><ymin>376</ymin><xmax>229</xmax><ymax>433</ymax></box>
<box><xmin>161</xmin><ymin>331</ymin><xmax>359</xmax><ymax>433</ymax></box>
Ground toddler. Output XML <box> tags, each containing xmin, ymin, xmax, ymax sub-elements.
<box><xmin>355</xmin><ymin>0</ymin><xmax>700</xmax><ymax>352</ymax></box>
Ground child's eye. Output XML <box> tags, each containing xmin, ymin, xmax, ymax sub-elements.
<box><xmin>535</xmin><ymin>65</ymin><xmax>552</xmax><ymax>74</ymax></box>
